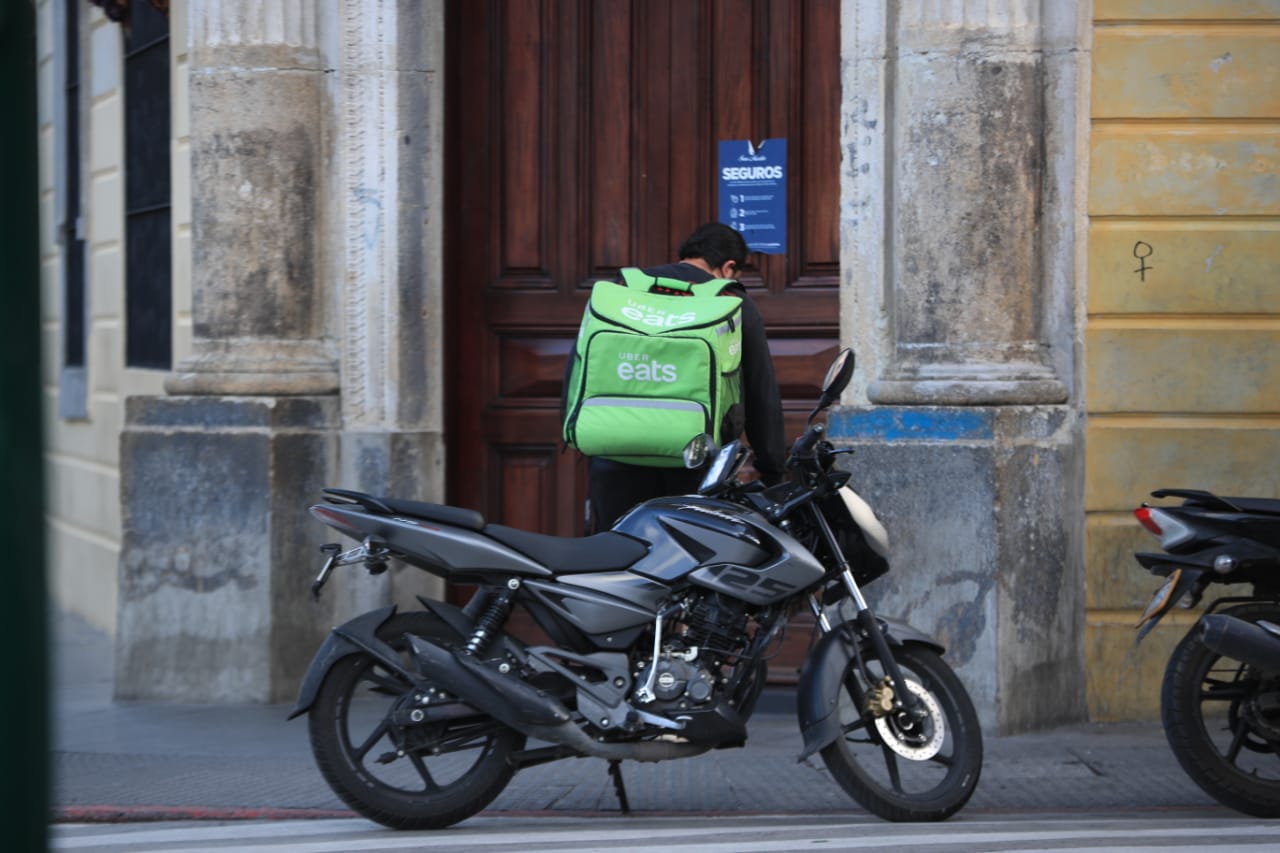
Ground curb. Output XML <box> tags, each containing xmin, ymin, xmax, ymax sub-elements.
<box><xmin>52</xmin><ymin>805</ymin><xmax>357</xmax><ymax>824</ymax></box>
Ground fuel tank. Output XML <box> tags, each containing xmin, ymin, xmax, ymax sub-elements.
<box><xmin>613</xmin><ymin>495</ymin><xmax>826</xmax><ymax>606</ymax></box>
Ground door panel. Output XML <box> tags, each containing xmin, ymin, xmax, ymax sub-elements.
<box><xmin>447</xmin><ymin>0</ymin><xmax>841</xmax><ymax>526</ymax></box>
<box><xmin>445</xmin><ymin>0</ymin><xmax>840</xmax><ymax>676</ymax></box>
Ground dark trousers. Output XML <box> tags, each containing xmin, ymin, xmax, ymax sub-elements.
<box><xmin>587</xmin><ymin>457</ymin><xmax>703</xmax><ymax>533</ymax></box>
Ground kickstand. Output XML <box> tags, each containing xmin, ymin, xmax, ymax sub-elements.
<box><xmin>607</xmin><ymin>759</ymin><xmax>631</xmax><ymax>813</ymax></box>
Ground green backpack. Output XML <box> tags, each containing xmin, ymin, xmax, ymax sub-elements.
<box><xmin>563</xmin><ymin>267</ymin><xmax>744</xmax><ymax>467</ymax></box>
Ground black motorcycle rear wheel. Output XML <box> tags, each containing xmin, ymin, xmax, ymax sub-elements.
<box><xmin>820</xmin><ymin>644</ymin><xmax>982</xmax><ymax>821</ymax></box>
<box><xmin>1162</xmin><ymin>601</ymin><xmax>1280</xmax><ymax>818</ymax></box>
<box><xmin>308</xmin><ymin>611</ymin><xmax>525</xmax><ymax>829</ymax></box>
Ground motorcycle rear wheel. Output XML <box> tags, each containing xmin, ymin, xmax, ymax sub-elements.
<box><xmin>307</xmin><ymin>611</ymin><xmax>525</xmax><ymax>829</ymax></box>
<box><xmin>820</xmin><ymin>644</ymin><xmax>982</xmax><ymax>822</ymax></box>
<box><xmin>1162</xmin><ymin>601</ymin><xmax>1280</xmax><ymax>818</ymax></box>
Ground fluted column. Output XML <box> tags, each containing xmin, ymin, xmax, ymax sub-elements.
<box><xmin>166</xmin><ymin>0</ymin><xmax>337</xmax><ymax>394</ymax></box>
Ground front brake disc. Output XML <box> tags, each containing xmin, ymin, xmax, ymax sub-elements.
<box><xmin>874</xmin><ymin>678</ymin><xmax>946</xmax><ymax>760</ymax></box>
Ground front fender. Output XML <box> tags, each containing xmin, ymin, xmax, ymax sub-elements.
<box><xmin>287</xmin><ymin>605</ymin><xmax>404</xmax><ymax>720</ymax></box>
<box><xmin>795</xmin><ymin>617</ymin><xmax>944</xmax><ymax>761</ymax></box>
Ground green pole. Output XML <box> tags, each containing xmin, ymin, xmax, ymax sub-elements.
<box><xmin>0</xmin><ymin>0</ymin><xmax>49</xmax><ymax>848</ymax></box>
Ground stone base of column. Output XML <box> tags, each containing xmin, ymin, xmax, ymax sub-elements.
<box><xmin>116</xmin><ymin>395</ymin><xmax>339</xmax><ymax>703</ymax></box>
<box><xmin>869</xmin><ymin>363</ymin><xmax>1068</xmax><ymax>406</ymax></box>
<box><xmin>827</xmin><ymin>404</ymin><xmax>1086</xmax><ymax>734</ymax></box>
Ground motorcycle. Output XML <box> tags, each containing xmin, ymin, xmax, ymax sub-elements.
<box><xmin>290</xmin><ymin>349</ymin><xmax>983</xmax><ymax>829</ymax></box>
<box><xmin>1133</xmin><ymin>489</ymin><xmax>1280</xmax><ymax>817</ymax></box>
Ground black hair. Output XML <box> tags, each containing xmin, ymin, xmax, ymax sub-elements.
<box><xmin>677</xmin><ymin>222</ymin><xmax>749</xmax><ymax>268</ymax></box>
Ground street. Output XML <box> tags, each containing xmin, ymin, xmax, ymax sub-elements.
<box><xmin>50</xmin><ymin>812</ymin><xmax>1280</xmax><ymax>852</ymax></box>
<box><xmin>51</xmin><ymin>610</ymin><xmax>1280</xmax><ymax>851</ymax></box>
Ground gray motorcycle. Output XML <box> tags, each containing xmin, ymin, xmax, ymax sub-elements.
<box><xmin>290</xmin><ymin>349</ymin><xmax>983</xmax><ymax>828</ymax></box>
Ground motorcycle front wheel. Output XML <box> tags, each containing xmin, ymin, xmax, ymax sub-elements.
<box><xmin>1162</xmin><ymin>601</ymin><xmax>1280</xmax><ymax>818</ymax></box>
<box><xmin>820</xmin><ymin>643</ymin><xmax>982</xmax><ymax>821</ymax></box>
<box><xmin>307</xmin><ymin>611</ymin><xmax>525</xmax><ymax>829</ymax></box>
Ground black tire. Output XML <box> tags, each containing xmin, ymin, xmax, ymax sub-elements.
<box><xmin>1162</xmin><ymin>601</ymin><xmax>1280</xmax><ymax>818</ymax></box>
<box><xmin>820</xmin><ymin>644</ymin><xmax>983</xmax><ymax>822</ymax></box>
<box><xmin>307</xmin><ymin>611</ymin><xmax>525</xmax><ymax>829</ymax></box>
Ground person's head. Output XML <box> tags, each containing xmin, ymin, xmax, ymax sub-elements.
<box><xmin>678</xmin><ymin>222</ymin><xmax>749</xmax><ymax>280</ymax></box>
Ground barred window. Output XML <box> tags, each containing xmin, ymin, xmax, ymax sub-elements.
<box><xmin>123</xmin><ymin>0</ymin><xmax>171</xmax><ymax>369</ymax></box>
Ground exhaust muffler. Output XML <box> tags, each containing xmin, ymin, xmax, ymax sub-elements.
<box><xmin>407</xmin><ymin>635</ymin><xmax>710</xmax><ymax>761</ymax></box>
<box><xmin>1198</xmin><ymin>614</ymin><xmax>1280</xmax><ymax>672</ymax></box>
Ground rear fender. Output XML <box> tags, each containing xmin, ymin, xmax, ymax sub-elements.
<box><xmin>288</xmin><ymin>598</ymin><xmax>490</xmax><ymax>720</ymax></box>
<box><xmin>288</xmin><ymin>606</ymin><xmax>403</xmax><ymax>720</ymax></box>
<box><xmin>795</xmin><ymin>618</ymin><xmax>944</xmax><ymax>761</ymax></box>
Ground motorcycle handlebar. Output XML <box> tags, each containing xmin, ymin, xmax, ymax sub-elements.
<box><xmin>790</xmin><ymin>423</ymin><xmax>825</xmax><ymax>461</ymax></box>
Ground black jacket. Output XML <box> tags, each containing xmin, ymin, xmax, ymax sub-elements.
<box><xmin>564</xmin><ymin>262</ymin><xmax>787</xmax><ymax>481</ymax></box>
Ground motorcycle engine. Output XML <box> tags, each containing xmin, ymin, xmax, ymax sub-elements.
<box><xmin>632</xmin><ymin>592</ymin><xmax>750</xmax><ymax>711</ymax></box>
<box><xmin>636</xmin><ymin>655</ymin><xmax>715</xmax><ymax>704</ymax></box>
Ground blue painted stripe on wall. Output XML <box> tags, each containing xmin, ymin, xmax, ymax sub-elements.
<box><xmin>828</xmin><ymin>408</ymin><xmax>995</xmax><ymax>441</ymax></box>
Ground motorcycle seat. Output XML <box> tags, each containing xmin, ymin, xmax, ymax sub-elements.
<box><xmin>384</xmin><ymin>498</ymin><xmax>487</xmax><ymax>530</ymax></box>
<box><xmin>1226</xmin><ymin>497</ymin><xmax>1280</xmax><ymax>516</ymax></box>
<box><xmin>1153</xmin><ymin>489</ymin><xmax>1280</xmax><ymax>516</ymax></box>
<box><xmin>483</xmin><ymin>525</ymin><xmax>649</xmax><ymax>573</ymax></box>
<box><xmin>323</xmin><ymin>488</ymin><xmax>486</xmax><ymax>531</ymax></box>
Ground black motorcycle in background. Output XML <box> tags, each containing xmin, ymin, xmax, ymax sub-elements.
<box><xmin>290</xmin><ymin>349</ymin><xmax>983</xmax><ymax>829</ymax></box>
<box><xmin>1133</xmin><ymin>489</ymin><xmax>1280</xmax><ymax>817</ymax></box>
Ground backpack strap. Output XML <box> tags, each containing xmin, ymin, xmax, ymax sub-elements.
<box><xmin>619</xmin><ymin>267</ymin><xmax>689</xmax><ymax>294</ymax></box>
<box><xmin>689</xmin><ymin>278</ymin><xmax>737</xmax><ymax>297</ymax></box>
<box><xmin>619</xmin><ymin>267</ymin><xmax>737</xmax><ymax>298</ymax></box>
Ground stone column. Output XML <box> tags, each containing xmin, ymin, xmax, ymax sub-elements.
<box><xmin>838</xmin><ymin>0</ymin><xmax>1087</xmax><ymax>733</ymax></box>
<box><xmin>167</xmin><ymin>0</ymin><xmax>336</xmax><ymax>395</ymax></box>
<box><xmin>118</xmin><ymin>0</ymin><xmax>449</xmax><ymax>702</ymax></box>
<box><xmin>870</xmin><ymin>2</ymin><xmax>1066</xmax><ymax>406</ymax></box>
<box><xmin>116</xmin><ymin>0</ymin><xmax>340</xmax><ymax>702</ymax></box>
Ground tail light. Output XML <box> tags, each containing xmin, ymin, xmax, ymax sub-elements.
<box><xmin>310</xmin><ymin>504</ymin><xmax>364</xmax><ymax>540</ymax></box>
<box><xmin>1134</xmin><ymin>506</ymin><xmax>1195</xmax><ymax>549</ymax></box>
<box><xmin>1134</xmin><ymin>507</ymin><xmax>1161</xmax><ymax>536</ymax></box>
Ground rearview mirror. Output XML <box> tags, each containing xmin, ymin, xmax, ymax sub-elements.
<box><xmin>810</xmin><ymin>348</ymin><xmax>855</xmax><ymax>422</ymax></box>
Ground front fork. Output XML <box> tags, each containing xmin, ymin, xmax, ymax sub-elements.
<box><xmin>806</xmin><ymin>504</ymin><xmax>923</xmax><ymax>722</ymax></box>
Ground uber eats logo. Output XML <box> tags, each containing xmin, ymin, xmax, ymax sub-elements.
<box><xmin>617</xmin><ymin>352</ymin><xmax>678</xmax><ymax>383</ymax></box>
<box><xmin>620</xmin><ymin>298</ymin><xmax>696</xmax><ymax>329</ymax></box>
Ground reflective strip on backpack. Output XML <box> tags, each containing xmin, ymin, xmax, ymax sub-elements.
<box><xmin>582</xmin><ymin>397</ymin><xmax>704</xmax><ymax>413</ymax></box>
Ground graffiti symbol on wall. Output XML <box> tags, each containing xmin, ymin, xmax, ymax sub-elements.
<box><xmin>1133</xmin><ymin>241</ymin><xmax>1153</xmax><ymax>281</ymax></box>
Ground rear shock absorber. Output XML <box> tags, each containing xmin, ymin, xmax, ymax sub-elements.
<box><xmin>465</xmin><ymin>578</ymin><xmax>520</xmax><ymax>656</ymax></box>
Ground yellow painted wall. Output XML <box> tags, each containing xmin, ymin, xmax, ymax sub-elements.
<box><xmin>1086</xmin><ymin>1</ymin><xmax>1280</xmax><ymax>719</ymax></box>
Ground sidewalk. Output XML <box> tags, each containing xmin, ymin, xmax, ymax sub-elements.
<box><xmin>51</xmin><ymin>609</ymin><xmax>1224</xmax><ymax>822</ymax></box>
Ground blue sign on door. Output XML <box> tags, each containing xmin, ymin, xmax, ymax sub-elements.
<box><xmin>718</xmin><ymin>139</ymin><xmax>786</xmax><ymax>255</ymax></box>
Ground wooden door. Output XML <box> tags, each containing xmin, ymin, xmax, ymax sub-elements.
<box><xmin>446</xmin><ymin>0</ymin><xmax>841</xmax><ymax>532</ymax></box>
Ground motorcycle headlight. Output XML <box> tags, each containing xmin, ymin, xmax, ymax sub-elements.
<box><xmin>820</xmin><ymin>489</ymin><xmax>889</xmax><ymax>586</ymax></box>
